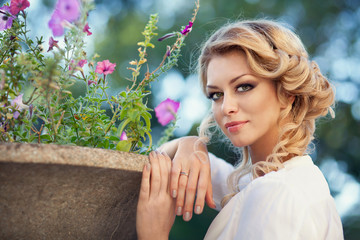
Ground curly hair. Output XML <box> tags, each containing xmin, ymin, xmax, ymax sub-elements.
<box><xmin>197</xmin><ymin>19</ymin><xmax>335</xmax><ymax>206</ymax></box>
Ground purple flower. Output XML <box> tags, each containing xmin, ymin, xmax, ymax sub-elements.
<box><xmin>10</xmin><ymin>0</ymin><xmax>30</xmax><ymax>15</ymax></box>
<box><xmin>48</xmin><ymin>12</ymin><xmax>64</xmax><ymax>37</ymax></box>
<box><xmin>11</xmin><ymin>94</ymin><xmax>28</xmax><ymax>111</ymax></box>
<box><xmin>158</xmin><ymin>33</ymin><xmax>176</xmax><ymax>42</ymax></box>
<box><xmin>47</xmin><ymin>36</ymin><xmax>59</xmax><ymax>52</ymax></box>
<box><xmin>83</xmin><ymin>23</ymin><xmax>92</xmax><ymax>36</ymax></box>
<box><xmin>95</xmin><ymin>60</ymin><xmax>116</xmax><ymax>76</ymax></box>
<box><xmin>181</xmin><ymin>21</ymin><xmax>193</xmax><ymax>35</ymax></box>
<box><xmin>13</xmin><ymin>111</ymin><xmax>20</xmax><ymax>119</ymax></box>
<box><xmin>120</xmin><ymin>132</ymin><xmax>128</xmax><ymax>141</ymax></box>
<box><xmin>56</xmin><ymin>0</ymin><xmax>80</xmax><ymax>22</ymax></box>
<box><xmin>0</xmin><ymin>6</ymin><xmax>15</xmax><ymax>31</ymax></box>
<box><xmin>155</xmin><ymin>98</ymin><xmax>180</xmax><ymax>126</ymax></box>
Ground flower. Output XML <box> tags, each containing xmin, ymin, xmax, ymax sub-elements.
<box><xmin>0</xmin><ymin>6</ymin><xmax>15</xmax><ymax>31</ymax></box>
<box><xmin>48</xmin><ymin>12</ymin><xmax>64</xmax><ymax>37</ymax></box>
<box><xmin>55</xmin><ymin>0</ymin><xmax>80</xmax><ymax>22</ymax></box>
<box><xmin>9</xmin><ymin>0</ymin><xmax>30</xmax><ymax>15</ymax></box>
<box><xmin>120</xmin><ymin>131</ymin><xmax>128</xmax><ymax>141</ymax></box>
<box><xmin>69</xmin><ymin>59</ymin><xmax>88</xmax><ymax>70</ymax></box>
<box><xmin>181</xmin><ymin>21</ymin><xmax>193</xmax><ymax>35</ymax></box>
<box><xmin>47</xmin><ymin>36</ymin><xmax>59</xmax><ymax>52</ymax></box>
<box><xmin>158</xmin><ymin>33</ymin><xmax>176</xmax><ymax>42</ymax></box>
<box><xmin>87</xmin><ymin>80</ymin><xmax>97</xmax><ymax>86</ymax></box>
<box><xmin>95</xmin><ymin>60</ymin><xmax>116</xmax><ymax>76</ymax></box>
<box><xmin>83</xmin><ymin>23</ymin><xmax>92</xmax><ymax>36</ymax></box>
<box><xmin>155</xmin><ymin>98</ymin><xmax>180</xmax><ymax>126</ymax></box>
<box><xmin>11</xmin><ymin>94</ymin><xmax>28</xmax><ymax>111</ymax></box>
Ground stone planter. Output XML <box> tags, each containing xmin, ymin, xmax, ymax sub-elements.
<box><xmin>0</xmin><ymin>143</ymin><xmax>148</xmax><ymax>240</ymax></box>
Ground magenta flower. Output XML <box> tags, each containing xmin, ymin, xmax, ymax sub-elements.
<box><xmin>48</xmin><ymin>12</ymin><xmax>64</xmax><ymax>37</ymax></box>
<box><xmin>120</xmin><ymin>132</ymin><xmax>128</xmax><ymax>141</ymax></box>
<box><xmin>0</xmin><ymin>6</ymin><xmax>15</xmax><ymax>31</ymax></box>
<box><xmin>155</xmin><ymin>98</ymin><xmax>180</xmax><ymax>126</ymax></box>
<box><xmin>9</xmin><ymin>0</ymin><xmax>30</xmax><ymax>15</ymax></box>
<box><xmin>47</xmin><ymin>36</ymin><xmax>59</xmax><ymax>52</ymax></box>
<box><xmin>181</xmin><ymin>21</ymin><xmax>193</xmax><ymax>35</ymax></box>
<box><xmin>55</xmin><ymin>0</ymin><xmax>80</xmax><ymax>22</ymax></box>
<box><xmin>95</xmin><ymin>60</ymin><xmax>116</xmax><ymax>76</ymax></box>
<box><xmin>69</xmin><ymin>59</ymin><xmax>87</xmax><ymax>71</ymax></box>
<box><xmin>87</xmin><ymin>80</ymin><xmax>97</xmax><ymax>86</ymax></box>
<box><xmin>83</xmin><ymin>23</ymin><xmax>92</xmax><ymax>36</ymax></box>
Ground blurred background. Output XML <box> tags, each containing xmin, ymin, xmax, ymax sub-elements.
<box><xmin>2</xmin><ymin>0</ymin><xmax>359</xmax><ymax>238</ymax></box>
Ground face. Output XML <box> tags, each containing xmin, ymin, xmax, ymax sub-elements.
<box><xmin>206</xmin><ymin>50</ymin><xmax>284</xmax><ymax>156</ymax></box>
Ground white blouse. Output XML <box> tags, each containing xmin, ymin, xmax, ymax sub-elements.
<box><xmin>205</xmin><ymin>154</ymin><xmax>344</xmax><ymax>240</ymax></box>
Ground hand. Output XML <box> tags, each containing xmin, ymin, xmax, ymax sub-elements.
<box><xmin>159</xmin><ymin>136</ymin><xmax>216</xmax><ymax>222</ymax></box>
<box><xmin>136</xmin><ymin>151</ymin><xmax>176</xmax><ymax>240</ymax></box>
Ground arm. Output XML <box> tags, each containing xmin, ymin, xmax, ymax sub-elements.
<box><xmin>158</xmin><ymin>136</ymin><xmax>216</xmax><ymax>221</ymax></box>
<box><xmin>136</xmin><ymin>151</ymin><xmax>176</xmax><ymax>240</ymax></box>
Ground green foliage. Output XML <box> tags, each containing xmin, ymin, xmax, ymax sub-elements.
<box><xmin>0</xmin><ymin>0</ymin><xmax>200</xmax><ymax>154</ymax></box>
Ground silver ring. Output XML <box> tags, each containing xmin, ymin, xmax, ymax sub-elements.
<box><xmin>180</xmin><ymin>171</ymin><xmax>189</xmax><ymax>177</ymax></box>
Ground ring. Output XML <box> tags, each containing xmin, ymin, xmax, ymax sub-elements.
<box><xmin>180</xmin><ymin>171</ymin><xmax>189</xmax><ymax>177</ymax></box>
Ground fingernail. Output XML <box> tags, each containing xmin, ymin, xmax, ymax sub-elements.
<box><xmin>176</xmin><ymin>207</ymin><xmax>182</xmax><ymax>216</ymax></box>
<box><xmin>195</xmin><ymin>206</ymin><xmax>202</xmax><ymax>214</ymax></box>
<box><xmin>184</xmin><ymin>212</ymin><xmax>191</xmax><ymax>221</ymax></box>
<box><xmin>172</xmin><ymin>190</ymin><xmax>177</xmax><ymax>198</ymax></box>
<box><xmin>146</xmin><ymin>163</ymin><xmax>151</xmax><ymax>171</ymax></box>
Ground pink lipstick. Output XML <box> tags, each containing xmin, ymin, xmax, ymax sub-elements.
<box><xmin>225</xmin><ymin>121</ymin><xmax>248</xmax><ymax>133</ymax></box>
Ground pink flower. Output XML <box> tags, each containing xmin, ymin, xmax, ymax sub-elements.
<box><xmin>48</xmin><ymin>12</ymin><xmax>64</xmax><ymax>37</ymax></box>
<box><xmin>120</xmin><ymin>132</ymin><xmax>128</xmax><ymax>141</ymax></box>
<box><xmin>95</xmin><ymin>60</ymin><xmax>116</xmax><ymax>76</ymax></box>
<box><xmin>69</xmin><ymin>59</ymin><xmax>87</xmax><ymax>71</ymax></box>
<box><xmin>0</xmin><ymin>6</ymin><xmax>15</xmax><ymax>31</ymax></box>
<box><xmin>9</xmin><ymin>0</ymin><xmax>30</xmax><ymax>15</ymax></box>
<box><xmin>155</xmin><ymin>98</ymin><xmax>180</xmax><ymax>126</ymax></box>
<box><xmin>83</xmin><ymin>23</ymin><xmax>92</xmax><ymax>36</ymax></box>
<box><xmin>87</xmin><ymin>80</ymin><xmax>97</xmax><ymax>86</ymax></box>
<box><xmin>181</xmin><ymin>21</ymin><xmax>193</xmax><ymax>35</ymax></box>
<box><xmin>55</xmin><ymin>0</ymin><xmax>80</xmax><ymax>22</ymax></box>
<box><xmin>47</xmin><ymin>36</ymin><xmax>59</xmax><ymax>52</ymax></box>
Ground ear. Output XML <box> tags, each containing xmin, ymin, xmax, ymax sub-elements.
<box><xmin>280</xmin><ymin>95</ymin><xmax>295</xmax><ymax>109</ymax></box>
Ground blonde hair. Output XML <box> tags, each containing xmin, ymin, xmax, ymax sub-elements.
<box><xmin>197</xmin><ymin>19</ymin><xmax>335</xmax><ymax>206</ymax></box>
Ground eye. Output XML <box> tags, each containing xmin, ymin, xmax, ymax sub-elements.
<box><xmin>236</xmin><ymin>83</ymin><xmax>254</xmax><ymax>92</ymax></box>
<box><xmin>207</xmin><ymin>92</ymin><xmax>223</xmax><ymax>101</ymax></box>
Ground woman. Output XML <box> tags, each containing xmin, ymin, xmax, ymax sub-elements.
<box><xmin>136</xmin><ymin>19</ymin><xmax>343</xmax><ymax>239</ymax></box>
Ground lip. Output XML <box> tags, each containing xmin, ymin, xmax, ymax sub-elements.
<box><xmin>225</xmin><ymin>121</ymin><xmax>248</xmax><ymax>133</ymax></box>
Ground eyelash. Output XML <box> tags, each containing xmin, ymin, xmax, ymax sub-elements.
<box><xmin>207</xmin><ymin>83</ymin><xmax>254</xmax><ymax>101</ymax></box>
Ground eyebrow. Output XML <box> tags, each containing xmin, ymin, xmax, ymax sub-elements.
<box><xmin>206</xmin><ymin>73</ymin><xmax>250</xmax><ymax>89</ymax></box>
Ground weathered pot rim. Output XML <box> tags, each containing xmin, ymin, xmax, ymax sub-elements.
<box><xmin>0</xmin><ymin>142</ymin><xmax>148</xmax><ymax>172</ymax></box>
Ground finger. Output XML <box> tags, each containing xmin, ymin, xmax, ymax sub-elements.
<box><xmin>175</xmin><ymin>172</ymin><xmax>188</xmax><ymax>216</ymax></box>
<box><xmin>149</xmin><ymin>151</ymin><xmax>161</xmax><ymax>197</ymax></box>
<box><xmin>170</xmin><ymin>157</ymin><xmax>181</xmax><ymax>198</ymax></box>
<box><xmin>157</xmin><ymin>151</ymin><xmax>168</xmax><ymax>193</ymax></box>
<box><xmin>161</xmin><ymin>152</ymin><xmax>172</xmax><ymax>193</ymax></box>
<box><xmin>193</xmin><ymin>166</ymin><xmax>209</xmax><ymax>214</ymax></box>
<box><xmin>183</xmin><ymin>166</ymin><xmax>200</xmax><ymax>221</ymax></box>
<box><xmin>139</xmin><ymin>163</ymin><xmax>151</xmax><ymax>201</ymax></box>
<box><xmin>205</xmin><ymin>180</ymin><xmax>216</xmax><ymax>209</ymax></box>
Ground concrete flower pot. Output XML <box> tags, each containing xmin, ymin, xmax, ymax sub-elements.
<box><xmin>0</xmin><ymin>143</ymin><xmax>148</xmax><ymax>240</ymax></box>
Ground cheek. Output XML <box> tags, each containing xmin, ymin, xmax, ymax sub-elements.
<box><xmin>212</xmin><ymin>103</ymin><xmax>223</xmax><ymax>126</ymax></box>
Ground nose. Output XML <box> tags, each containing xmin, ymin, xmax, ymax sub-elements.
<box><xmin>222</xmin><ymin>93</ymin><xmax>238</xmax><ymax>115</ymax></box>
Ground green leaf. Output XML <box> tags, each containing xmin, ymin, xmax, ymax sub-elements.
<box><xmin>116</xmin><ymin>140</ymin><xmax>132</xmax><ymax>152</ymax></box>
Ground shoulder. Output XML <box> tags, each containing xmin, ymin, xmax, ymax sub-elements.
<box><xmin>238</xmin><ymin>155</ymin><xmax>333</xmax><ymax>213</ymax></box>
